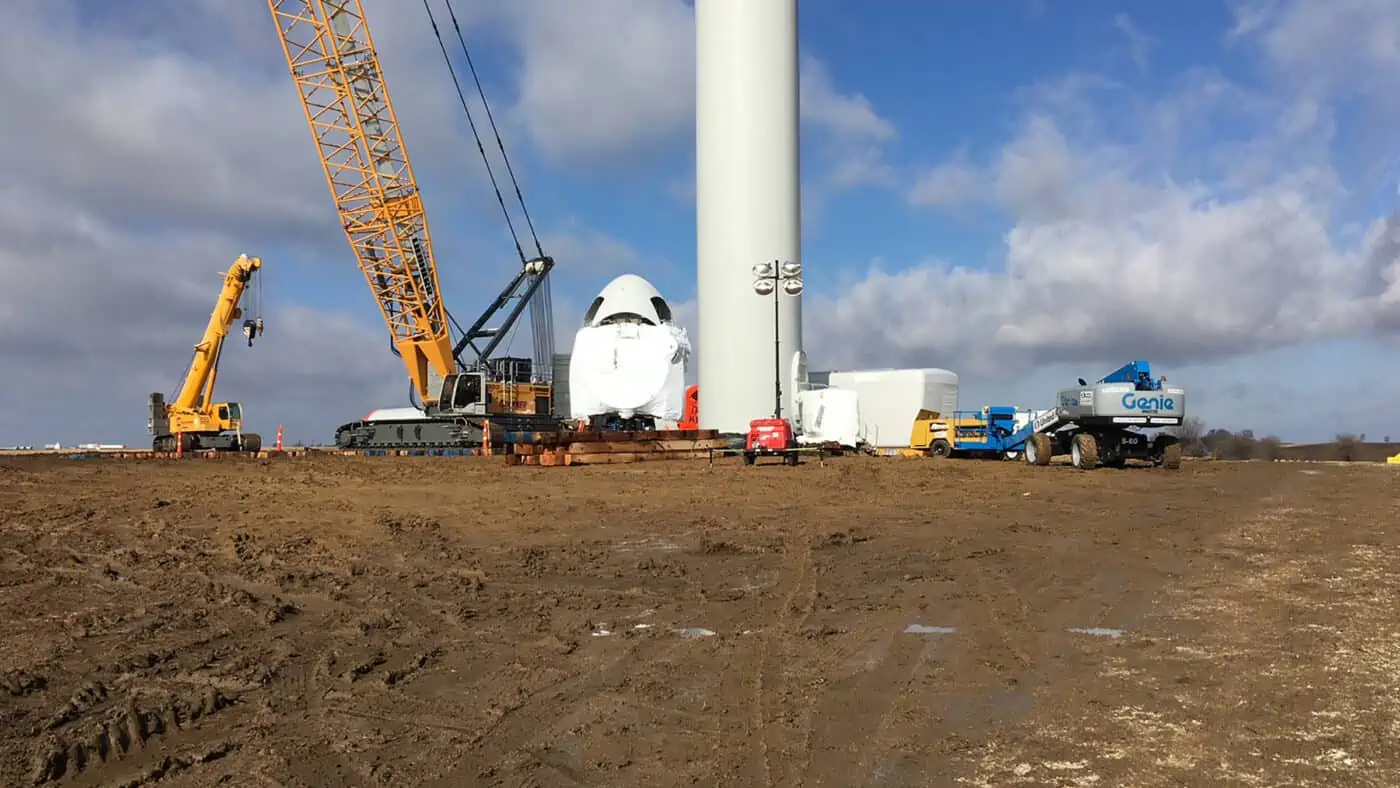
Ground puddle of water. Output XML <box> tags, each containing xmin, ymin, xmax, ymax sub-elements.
<box><xmin>675</xmin><ymin>627</ymin><xmax>716</xmax><ymax>638</ymax></box>
<box><xmin>591</xmin><ymin>629</ymin><xmax>612</xmax><ymax>637</ymax></box>
<box><xmin>1067</xmin><ymin>627</ymin><xmax>1123</xmax><ymax>638</ymax></box>
<box><xmin>614</xmin><ymin>539</ymin><xmax>683</xmax><ymax>553</ymax></box>
<box><xmin>904</xmin><ymin>624</ymin><xmax>956</xmax><ymax>635</ymax></box>
<box><xmin>633</xmin><ymin>623</ymin><xmax>652</xmax><ymax>630</ymax></box>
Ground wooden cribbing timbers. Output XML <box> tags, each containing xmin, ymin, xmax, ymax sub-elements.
<box><xmin>504</xmin><ymin>428</ymin><xmax>727</xmax><ymax>466</ymax></box>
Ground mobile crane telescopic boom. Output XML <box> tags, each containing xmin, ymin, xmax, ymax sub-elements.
<box><xmin>148</xmin><ymin>254</ymin><xmax>265</xmax><ymax>453</ymax></box>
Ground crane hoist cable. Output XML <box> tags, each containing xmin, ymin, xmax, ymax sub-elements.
<box><xmin>420</xmin><ymin>0</ymin><xmax>530</xmax><ymax>265</ymax></box>
<box><xmin>440</xmin><ymin>0</ymin><xmax>556</xmax><ymax>370</ymax></box>
<box><xmin>441</xmin><ymin>0</ymin><xmax>545</xmax><ymax>261</ymax></box>
<box><xmin>422</xmin><ymin>0</ymin><xmax>556</xmax><ymax>377</ymax></box>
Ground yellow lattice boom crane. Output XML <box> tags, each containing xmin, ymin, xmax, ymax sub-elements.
<box><xmin>268</xmin><ymin>0</ymin><xmax>558</xmax><ymax>450</ymax></box>
<box><xmin>148</xmin><ymin>254</ymin><xmax>265</xmax><ymax>453</ymax></box>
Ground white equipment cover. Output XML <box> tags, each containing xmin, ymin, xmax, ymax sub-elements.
<box><xmin>824</xmin><ymin>368</ymin><xmax>959</xmax><ymax>448</ymax></box>
<box><xmin>569</xmin><ymin>322</ymin><xmax>691</xmax><ymax>420</ymax></box>
<box><xmin>1013</xmin><ymin>408</ymin><xmax>1052</xmax><ymax>434</ymax></box>
<box><xmin>795</xmin><ymin>388</ymin><xmax>860</xmax><ymax>447</ymax></box>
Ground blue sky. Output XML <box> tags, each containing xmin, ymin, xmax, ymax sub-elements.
<box><xmin>1</xmin><ymin>0</ymin><xmax>1399</xmax><ymax>445</ymax></box>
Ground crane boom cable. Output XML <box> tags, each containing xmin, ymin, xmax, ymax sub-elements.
<box><xmin>420</xmin><ymin>0</ymin><xmax>526</xmax><ymax>265</ymax></box>
<box><xmin>425</xmin><ymin>0</ymin><xmax>556</xmax><ymax>379</ymax></box>
<box><xmin>441</xmin><ymin>0</ymin><xmax>544</xmax><ymax>259</ymax></box>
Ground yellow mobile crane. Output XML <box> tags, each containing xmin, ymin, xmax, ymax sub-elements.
<box><xmin>268</xmin><ymin>0</ymin><xmax>560</xmax><ymax>451</ymax></box>
<box><xmin>148</xmin><ymin>254</ymin><xmax>265</xmax><ymax>453</ymax></box>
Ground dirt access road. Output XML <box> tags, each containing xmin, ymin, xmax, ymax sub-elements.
<box><xmin>1</xmin><ymin>454</ymin><xmax>1397</xmax><ymax>787</ymax></box>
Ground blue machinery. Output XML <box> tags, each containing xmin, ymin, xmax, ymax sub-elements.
<box><xmin>1095</xmin><ymin>360</ymin><xmax>1165</xmax><ymax>390</ymax></box>
<box><xmin>928</xmin><ymin>361</ymin><xmax>1186</xmax><ymax>470</ymax></box>
<box><xmin>938</xmin><ymin>406</ymin><xmax>1024</xmax><ymax>457</ymax></box>
<box><xmin>1019</xmin><ymin>359</ymin><xmax>1185</xmax><ymax>470</ymax></box>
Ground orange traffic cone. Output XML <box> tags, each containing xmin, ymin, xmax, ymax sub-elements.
<box><xmin>175</xmin><ymin>432</ymin><xmax>183</xmax><ymax>458</ymax></box>
<box><xmin>275</xmin><ymin>424</ymin><xmax>284</xmax><ymax>451</ymax></box>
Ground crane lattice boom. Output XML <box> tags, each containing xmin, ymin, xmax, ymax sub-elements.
<box><xmin>269</xmin><ymin>0</ymin><xmax>454</xmax><ymax>403</ymax></box>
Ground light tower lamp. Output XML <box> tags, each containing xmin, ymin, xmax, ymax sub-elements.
<box><xmin>751</xmin><ymin>259</ymin><xmax>803</xmax><ymax>420</ymax></box>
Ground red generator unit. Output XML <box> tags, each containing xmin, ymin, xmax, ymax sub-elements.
<box><xmin>744</xmin><ymin>417</ymin><xmax>798</xmax><ymax>466</ymax></box>
<box><xmin>678</xmin><ymin>384</ymin><xmax>700</xmax><ymax>430</ymax></box>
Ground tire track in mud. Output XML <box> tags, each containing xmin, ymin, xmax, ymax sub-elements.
<box><xmin>748</xmin><ymin>522</ymin><xmax>820</xmax><ymax>787</ymax></box>
<box><xmin>409</xmin><ymin>535</ymin><xmax>785</xmax><ymax>785</ymax></box>
<box><xmin>273</xmin><ymin>592</ymin><xmax>457</xmax><ymax>785</ymax></box>
<box><xmin>795</xmin><ymin>472</ymin><xmax>1292</xmax><ymax>786</ymax></box>
<box><xmin>28</xmin><ymin>681</ymin><xmax>240</xmax><ymax>785</ymax></box>
<box><xmin>422</xmin><ymin>596</ymin><xmax>769</xmax><ymax>787</ymax></box>
<box><xmin>268</xmin><ymin>552</ymin><xmax>701</xmax><ymax>783</ymax></box>
<box><xmin>800</xmin><ymin>627</ymin><xmax>939</xmax><ymax>787</ymax></box>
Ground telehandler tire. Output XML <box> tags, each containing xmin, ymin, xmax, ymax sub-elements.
<box><xmin>1024</xmin><ymin>433</ymin><xmax>1052</xmax><ymax>466</ymax></box>
<box><xmin>1071</xmin><ymin>433</ymin><xmax>1099</xmax><ymax>470</ymax></box>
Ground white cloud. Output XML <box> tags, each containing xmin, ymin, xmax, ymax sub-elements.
<box><xmin>908</xmin><ymin>150</ymin><xmax>989</xmax><ymax>210</ymax></box>
<box><xmin>539</xmin><ymin>222</ymin><xmax>672</xmax><ymax>283</ymax></box>
<box><xmin>1230</xmin><ymin>0</ymin><xmax>1400</xmax><ymax>102</ymax></box>
<box><xmin>501</xmin><ymin>0</ymin><xmax>697</xmax><ymax>163</ymax></box>
<box><xmin>0</xmin><ymin>2</ymin><xmax>328</xmax><ymax>246</ymax></box>
<box><xmin>799</xmin><ymin>56</ymin><xmax>898</xmax><ymax>143</ymax></box>
<box><xmin>800</xmin><ymin>55</ymin><xmax>900</xmax><ymax>197</ymax></box>
<box><xmin>832</xmin><ymin>1</ymin><xmax>1400</xmax><ymax>385</ymax></box>
<box><xmin>1113</xmin><ymin>13</ymin><xmax>1155</xmax><ymax>73</ymax></box>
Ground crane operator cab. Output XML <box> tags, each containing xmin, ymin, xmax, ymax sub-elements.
<box><xmin>439</xmin><ymin>371</ymin><xmax>487</xmax><ymax>416</ymax></box>
<box><xmin>435</xmin><ymin>367</ymin><xmax>552</xmax><ymax>419</ymax></box>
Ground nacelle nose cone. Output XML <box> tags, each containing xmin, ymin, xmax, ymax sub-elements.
<box><xmin>584</xmin><ymin>273</ymin><xmax>675</xmax><ymax>327</ymax></box>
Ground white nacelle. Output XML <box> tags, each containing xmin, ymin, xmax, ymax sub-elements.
<box><xmin>570</xmin><ymin>274</ymin><xmax>690</xmax><ymax>421</ymax></box>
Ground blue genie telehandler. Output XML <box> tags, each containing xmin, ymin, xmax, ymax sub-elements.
<box><xmin>1013</xmin><ymin>360</ymin><xmax>1185</xmax><ymax>470</ymax></box>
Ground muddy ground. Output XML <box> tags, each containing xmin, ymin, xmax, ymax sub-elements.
<box><xmin>1</xmin><ymin>454</ymin><xmax>1397</xmax><ymax>787</ymax></box>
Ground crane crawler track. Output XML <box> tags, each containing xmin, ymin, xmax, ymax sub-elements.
<box><xmin>333</xmin><ymin>414</ymin><xmax>563</xmax><ymax>451</ymax></box>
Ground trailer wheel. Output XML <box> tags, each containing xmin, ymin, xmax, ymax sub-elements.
<box><xmin>743</xmin><ymin>452</ymin><xmax>756</xmax><ymax>466</ymax></box>
<box><xmin>1003</xmin><ymin>450</ymin><xmax>1023</xmax><ymax>462</ymax></box>
<box><xmin>1071</xmin><ymin>433</ymin><xmax>1099</xmax><ymax>470</ymax></box>
<box><xmin>1161</xmin><ymin>443</ymin><xmax>1182</xmax><ymax>470</ymax></box>
<box><xmin>929</xmin><ymin>439</ymin><xmax>952</xmax><ymax>458</ymax></box>
<box><xmin>785</xmin><ymin>451</ymin><xmax>799</xmax><ymax>466</ymax></box>
<box><xmin>1025</xmin><ymin>433</ymin><xmax>1052</xmax><ymax>466</ymax></box>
